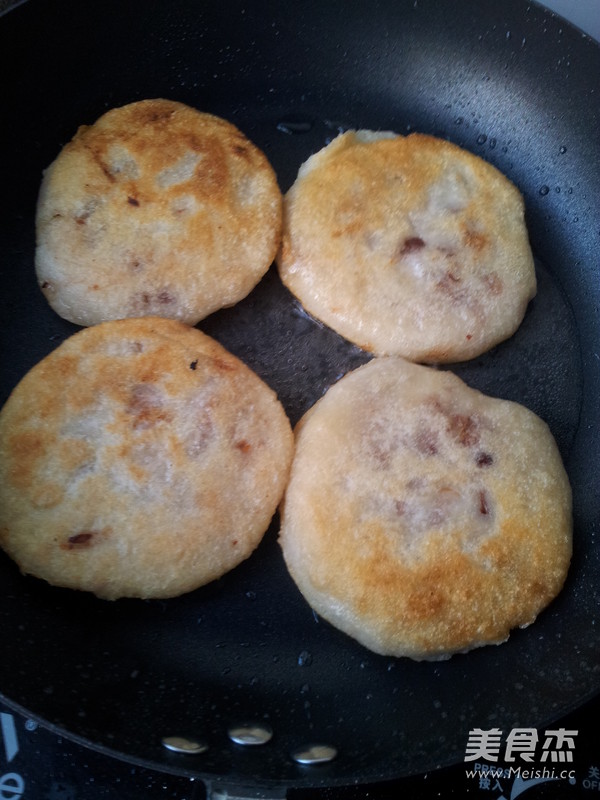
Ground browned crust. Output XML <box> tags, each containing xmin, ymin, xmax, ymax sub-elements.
<box><xmin>0</xmin><ymin>317</ymin><xmax>294</xmax><ymax>600</ymax></box>
<box><xmin>278</xmin><ymin>131</ymin><xmax>536</xmax><ymax>362</ymax></box>
<box><xmin>279</xmin><ymin>358</ymin><xmax>572</xmax><ymax>660</ymax></box>
<box><xmin>35</xmin><ymin>99</ymin><xmax>282</xmax><ymax>326</ymax></box>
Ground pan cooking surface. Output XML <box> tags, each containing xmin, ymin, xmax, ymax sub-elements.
<box><xmin>0</xmin><ymin>0</ymin><xmax>598</xmax><ymax>789</ymax></box>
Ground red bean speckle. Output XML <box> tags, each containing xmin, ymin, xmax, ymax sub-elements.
<box><xmin>447</xmin><ymin>413</ymin><xmax>480</xmax><ymax>447</ymax></box>
<box><xmin>400</xmin><ymin>236</ymin><xmax>426</xmax><ymax>255</ymax></box>
<box><xmin>61</xmin><ymin>531</ymin><xmax>95</xmax><ymax>550</ymax></box>
<box><xmin>476</xmin><ymin>452</ymin><xmax>494</xmax><ymax>467</ymax></box>
<box><xmin>478</xmin><ymin>490</ymin><xmax>490</xmax><ymax>516</ymax></box>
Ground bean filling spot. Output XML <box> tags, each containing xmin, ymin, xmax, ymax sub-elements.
<box><xmin>62</xmin><ymin>531</ymin><xmax>96</xmax><ymax>550</ymax></box>
<box><xmin>400</xmin><ymin>236</ymin><xmax>426</xmax><ymax>255</ymax></box>
<box><xmin>478</xmin><ymin>490</ymin><xmax>491</xmax><ymax>516</ymax></box>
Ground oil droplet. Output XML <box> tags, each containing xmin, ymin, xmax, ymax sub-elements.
<box><xmin>539</xmin><ymin>185</ymin><xmax>550</xmax><ymax>196</ymax></box>
<box><xmin>324</xmin><ymin>119</ymin><xmax>350</xmax><ymax>135</ymax></box>
<box><xmin>298</xmin><ymin>650</ymin><xmax>313</xmax><ymax>667</ymax></box>
<box><xmin>276</xmin><ymin>119</ymin><xmax>313</xmax><ymax>135</ymax></box>
<box><xmin>476</xmin><ymin>134</ymin><xmax>487</xmax><ymax>145</ymax></box>
<box><xmin>559</xmin><ymin>146</ymin><xmax>567</xmax><ymax>154</ymax></box>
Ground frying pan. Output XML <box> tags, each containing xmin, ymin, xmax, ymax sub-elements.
<box><xmin>0</xmin><ymin>0</ymin><xmax>598</xmax><ymax>796</ymax></box>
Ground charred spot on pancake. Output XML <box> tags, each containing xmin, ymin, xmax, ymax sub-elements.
<box><xmin>189</xmin><ymin>359</ymin><xmax>198</xmax><ymax>371</ymax></box>
<box><xmin>476</xmin><ymin>451</ymin><xmax>494</xmax><ymax>467</ymax></box>
<box><xmin>127</xmin><ymin>196</ymin><xmax>140</xmax><ymax>207</ymax></box>
<box><xmin>235</xmin><ymin>439</ymin><xmax>252</xmax><ymax>454</ymax></box>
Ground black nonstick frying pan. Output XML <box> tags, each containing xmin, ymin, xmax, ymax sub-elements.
<box><xmin>0</xmin><ymin>0</ymin><xmax>599</xmax><ymax>796</ymax></box>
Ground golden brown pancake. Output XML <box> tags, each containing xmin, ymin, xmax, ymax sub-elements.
<box><xmin>0</xmin><ymin>317</ymin><xmax>293</xmax><ymax>600</ymax></box>
<box><xmin>35</xmin><ymin>99</ymin><xmax>282</xmax><ymax>326</ymax></box>
<box><xmin>278</xmin><ymin>130</ymin><xmax>536</xmax><ymax>362</ymax></box>
<box><xmin>279</xmin><ymin>357</ymin><xmax>572</xmax><ymax>659</ymax></box>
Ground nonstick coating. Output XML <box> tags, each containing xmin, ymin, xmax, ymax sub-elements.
<box><xmin>0</xmin><ymin>0</ymin><xmax>599</xmax><ymax>791</ymax></box>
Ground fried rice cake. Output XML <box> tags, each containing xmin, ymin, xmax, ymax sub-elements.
<box><xmin>279</xmin><ymin>358</ymin><xmax>572</xmax><ymax>660</ymax></box>
<box><xmin>277</xmin><ymin>131</ymin><xmax>536</xmax><ymax>362</ymax></box>
<box><xmin>0</xmin><ymin>317</ymin><xmax>293</xmax><ymax>600</ymax></box>
<box><xmin>35</xmin><ymin>99</ymin><xmax>282</xmax><ymax>326</ymax></box>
